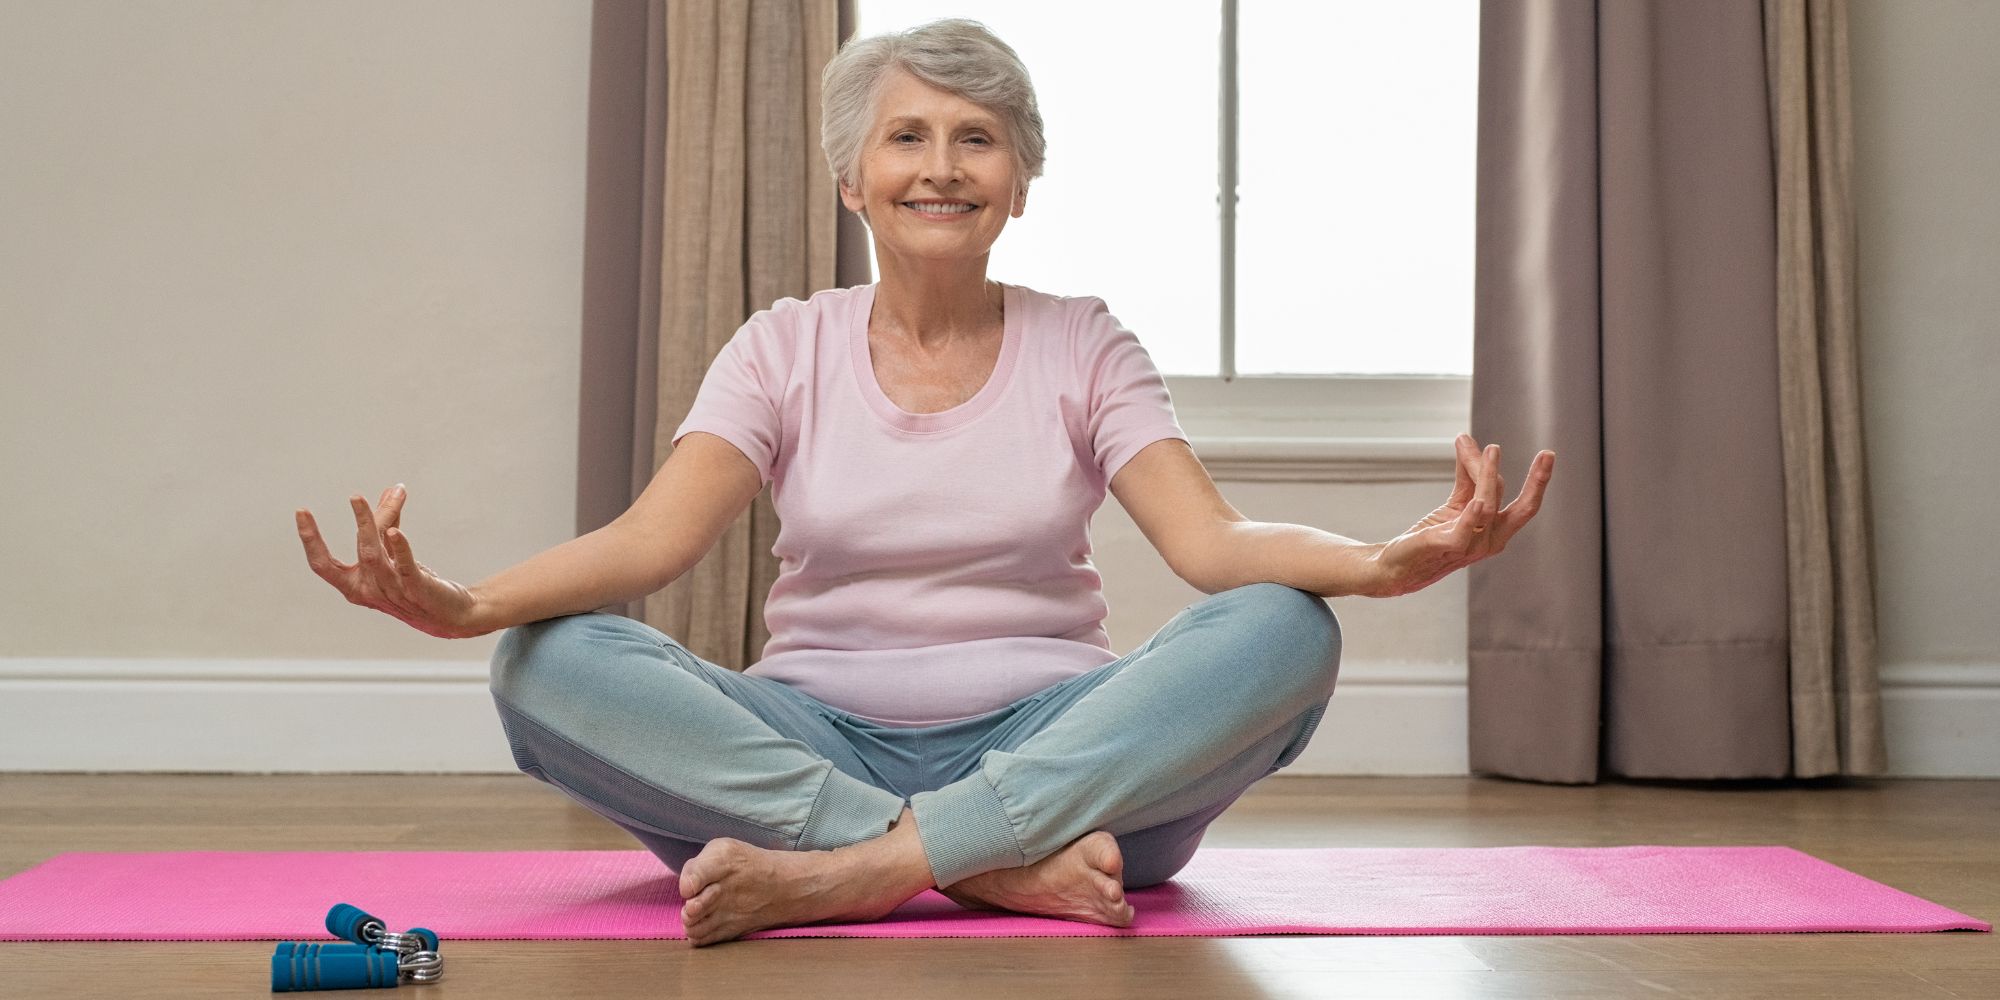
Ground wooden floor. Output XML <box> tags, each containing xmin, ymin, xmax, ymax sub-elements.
<box><xmin>0</xmin><ymin>774</ymin><xmax>1993</xmax><ymax>998</ymax></box>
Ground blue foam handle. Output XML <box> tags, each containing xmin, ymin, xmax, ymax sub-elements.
<box><xmin>405</xmin><ymin>927</ymin><xmax>440</xmax><ymax>952</ymax></box>
<box><xmin>324</xmin><ymin>903</ymin><xmax>377</xmax><ymax>945</ymax></box>
<box><xmin>271</xmin><ymin>940</ymin><xmax>401</xmax><ymax>991</ymax></box>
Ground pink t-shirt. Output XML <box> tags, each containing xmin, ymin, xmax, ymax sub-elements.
<box><xmin>670</xmin><ymin>281</ymin><xmax>1189</xmax><ymax>726</ymax></box>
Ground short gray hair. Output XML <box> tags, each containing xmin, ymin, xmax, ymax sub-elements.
<box><xmin>820</xmin><ymin>18</ymin><xmax>1046</xmax><ymax>203</ymax></box>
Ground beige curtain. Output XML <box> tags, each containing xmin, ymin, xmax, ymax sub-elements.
<box><xmin>1467</xmin><ymin>0</ymin><xmax>1884</xmax><ymax>781</ymax></box>
<box><xmin>575</xmin><ymin>0</ymin><xmax>866</xmax><ymax>671</ymax></box>
<box><xmin>1764</xmin><ymin>0</ymin><xmax>1884</xmax><ymax>776</ymax></box>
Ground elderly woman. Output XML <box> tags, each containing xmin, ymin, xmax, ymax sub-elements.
<box><xmin>297</xmin><ymin>19</ymin><xmax>1552</xmax><ymax>947</ymax></box>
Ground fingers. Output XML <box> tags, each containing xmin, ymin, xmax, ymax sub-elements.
<box><xmin>1405</xmin><ymin>443</ymin><xmax>1558</xmax><ymax>589</ymax></box>
<box><xmin>377</xmin><ymin>483</ymin><xmax>406</xmax><ymax>532</ymax></box>
<box><xmin>1453</xmin><ymin>496</ymin><xmax>1491</xmax><ymax>544</ymax></box>
<box><xmin>1451</xmin><ymin>434</ymin><xmax>1477</xmax><ymax>504</ymax></box>
<box><xmin>384</xmin><ymin>526</ymin><xmax>428</xmax><ymax>601</ymax></box>
<box><xmin>295</xmin><ymin>508</ymin><xmax>351</xmax><ymax>581</ymax></box>
<box><xmin>1442</xmin><ymin>437</ymin><xmax>1503</xmax><ymax>546</ymax></box>
<box><xmin>1469</xmin><ymin>443</ymin><xmax>1499</xmax><ymax>535</ymax></box>
<box><xmin>350</xmin><ymin>494</ymin><xmax>387</xmax><ymax>570</ymax></box>
<box><xmin>303</xmin><ymin>491</ymin><xmax>436</xmax><ymax>627</ymax></box>
<box><xmin>350</xmin><ymin>494</ymin><xmax>411</xmax><ymax>609</ymax></box>
<box><xmin>1493</xmin><ymin>450</ymin><xmax>1557</xmax><ymax>542</ymax></box>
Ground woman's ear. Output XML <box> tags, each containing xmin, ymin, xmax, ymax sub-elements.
<box><xmin>838</xmin><ymin>173</ymin><xmax>865</xmax><ymax>215</ymax></box>
<box><xmin>1011</xmin><ymin>182</ymin><xmax>1028</xmax><ymax>219</ymax></box>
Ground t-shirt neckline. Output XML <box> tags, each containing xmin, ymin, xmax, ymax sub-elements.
<box><xmin>850</xmin><ymin>281</ymin><xmax>1023</xmax><ymax>434</ymax></box>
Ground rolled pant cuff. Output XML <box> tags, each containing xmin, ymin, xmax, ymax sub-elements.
<box><xmin>796</xmin><ymin>765</ymin><xmax>908</xmax><ymax>853</ymax></box>
<box><xmin>909</xmin><ymin>772</ymin><xmax>1026</xmax><ymax>888</ymax></box>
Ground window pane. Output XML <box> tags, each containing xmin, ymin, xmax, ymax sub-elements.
<box><xmin>854</xmin><ymin>3</ymin><xmax>1221</xmax><ymax>375</ymax></box>
<box><xmin>1237</xmin><ymin>1</ymin><xmax>1478</xmax><ymax>375</ymax></box>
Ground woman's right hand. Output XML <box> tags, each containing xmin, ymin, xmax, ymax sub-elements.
<box><xmin>296</xmin><ymin>484</ymin><xmax>491</xmax><ymax>639</ymax></box>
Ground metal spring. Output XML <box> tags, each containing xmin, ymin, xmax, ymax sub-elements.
<box><xmin>401</xmin><ymin>950</ymin><xmax>444</xmax><ymax>984</ymax></box>
<box><xmin>369</xmin><ymin>927</ymin><xmax>427</xmax><ymax>958</ymax></box>
<box><xmin>353</xmin><ymin>918</ymin><xmax>437</xmax><ymax>958</ymax></box>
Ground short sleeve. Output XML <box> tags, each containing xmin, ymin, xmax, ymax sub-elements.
<box><xmin>1078</xmin><ymin>297</ymin><xmax>1190</xmax><ymax>485</ymax></box>
<box><xmin>670</xmin><ymin>317</ymin><xmax>786</xmax><ymax>486</ymax></box>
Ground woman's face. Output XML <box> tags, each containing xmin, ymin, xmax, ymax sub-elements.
<box><xmin>840</xmin><ymin>67</ymin><xmax>1027</xmax><ymax>265</ymax></box>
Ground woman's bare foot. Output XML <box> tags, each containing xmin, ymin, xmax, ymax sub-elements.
<box><xmin>677</xmin><ymin>838</ymin><xmax>919</xmax><ymax>947</ymax></box>
<box><xmin>938</xmin><ymin>830</ymin><xmax>1134</xmax><ymax>927</ymax></box>
<box><xmin>677</xmin><ymin>808</ymin><xmax>933</xmax><ymax>947</ymax></box>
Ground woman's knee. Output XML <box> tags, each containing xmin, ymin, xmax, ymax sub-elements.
<box><xmin>488</xmin><ymin>611</ymin><xmax>653</xmax><ymax>704</ymax></box>
<box><xmin>1221</xmin><ymin>582</ymin><xmax>1343</xmax><ymax>698</ymax></box>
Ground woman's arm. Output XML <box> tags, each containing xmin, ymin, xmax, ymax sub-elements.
<box><xmin>467</xmin><ymin>520</ymin><xmax>680</xmax><ymax>632</ymax></box>
<box><xmin>469</xmin><ymin>431</ymin><xmax>765</xmax><ymax>632</ymax></box>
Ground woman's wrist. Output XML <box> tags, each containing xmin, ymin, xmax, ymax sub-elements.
<box><xmin>462</xmin><ymin>584</ymin><xmax>506</xmax><ymax>637</ymax></box>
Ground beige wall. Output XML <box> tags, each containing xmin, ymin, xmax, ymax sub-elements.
<box><xmin>1</xmin><ymin>2</ymin><xmax>592</xmax><ymax>658</ymax></box>
<box><xmin>1848</xmin><ymin>0</ymin><xmax>2000</xmax><ymax>671</ymax></box>
<box><xmin>0</xmin><ymin>2</ymin><xmax>1992</xmax><ymax>769</ymax></box>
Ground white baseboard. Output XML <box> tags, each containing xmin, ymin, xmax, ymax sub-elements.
<box><xmin>1875</xmin><ymin>662</ymin><xmax>2000</xmax><ymax>778</ymax></box>
<box><xmin>0</xmin><ymin>658</ymin><xmax>1993</xmax><ymax>777</ymax></box>
<box><xmin>0</xmin><ymin>659</ymin><xmax>517</xmax><ymax>774</ymax></box>
<box><xmin>1291</xmin><ymin>661</ymin><xmax>1470</xmax><ymax>775</ymax></box>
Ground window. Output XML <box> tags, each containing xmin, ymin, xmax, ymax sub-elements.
<box><xmin>853</xmin><ymin>1</ymin><xmax>1478</xmax><ymax>383</ymax></box>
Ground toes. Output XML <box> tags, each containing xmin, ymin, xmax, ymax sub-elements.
<box><xmin>1085</xmin><ymin>881</ymin><xmax>1131</xmax><ymax>918</ymax></box>
<box><xmin>1092</xmin><ymin>869</ymin><xmax>1124</xmax><ymax>901</ymax></box>
<box><xmin>691</xmin><ymin>918</ymin><xmax>738</xmax><ymax>947</ymax></box>
<box><xmin>1083</xmin><ymin>831</ymin><xmax>1126</xmax><ymax>879</ymax></box>
<box><xmin>682</xmin><ymin>884</ymin><xmax>716</xmax><ymax>923</ymax></box>
<box><xmin>1088</xmin><ymin>868</ymin><xmax>1132</xmax><ymax>926</ymax></box>
<box><xmin>680</xmin><ymin>838</ymin><xmax>748</xmax><ymax>899</ymax></box>
<box><xmin>678</xmin><ymin>861</ymin><xmax>709</xmax><ymax>900</ymax></box>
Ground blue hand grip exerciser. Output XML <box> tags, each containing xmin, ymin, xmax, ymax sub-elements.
<box><xmin>325</xmin><ymin>903</ymin><xmax>441</xmax><ymax>955</ymax></box>
<box><xmin>270</xmin><ymin>940</ymin><xmax>441</xmax><ymax>991</ymax></box>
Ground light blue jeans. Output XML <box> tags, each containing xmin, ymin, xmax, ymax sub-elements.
<box><xmin>487</xmin><ymin>582</ymin><xmax>1341</xmax><ymax>889</ymax></box>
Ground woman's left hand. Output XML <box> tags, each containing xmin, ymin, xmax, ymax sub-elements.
<box><xmin>1364</xmin><ymin>434</ymin><xmax>1555</xmax><ymax>598</ymax></box>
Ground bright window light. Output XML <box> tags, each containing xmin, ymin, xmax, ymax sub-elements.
<box><xmin>1237</xmin><ymin>1</ymin><xmax>1478</xmax><ymax>375</ymax></box>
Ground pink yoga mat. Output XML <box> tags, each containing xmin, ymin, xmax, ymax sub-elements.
<box><xmin>0</xmin><ymin>847</ymin><xmax>1985</xmax><ymax>941</ymax></box>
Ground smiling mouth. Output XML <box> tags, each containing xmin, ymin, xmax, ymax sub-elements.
<box><xmin>901</xmin><ymin>202</ymin><xmax>979</xmax><ymax>216</ymax></box>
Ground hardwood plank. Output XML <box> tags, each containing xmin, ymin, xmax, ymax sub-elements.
<box><xmin>0</xmin><ymin>942</ymin><xmax>1968</xmax><ymax>999</ymax></box>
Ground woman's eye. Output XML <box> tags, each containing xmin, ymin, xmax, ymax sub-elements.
<box><xmin>894</xmin><ymin>133</ymin><xmax>919</xmax><ymax>143</ymax></box>
<box><xmin>967</xmin><ymin>135</ymin><xmax>990</xmax><ymax>145</ymax></box>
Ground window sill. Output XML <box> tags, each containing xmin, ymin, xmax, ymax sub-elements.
<box><xmin>1166</xmin><ymin>374</ymin><xmax>1469</xmax><ymax>483</ymax></box>
<box><xmin>1186</xmin><ymin>435</ymin><xmax>1456</xmax><ymax>483</ymax></box>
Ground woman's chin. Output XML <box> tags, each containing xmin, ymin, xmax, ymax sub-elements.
<box><xmin>878</xmin><ymin>240</ymin><xmax>998</xmax><ymax>265</ymax></box>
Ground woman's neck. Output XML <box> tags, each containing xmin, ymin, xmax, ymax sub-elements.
<box><xmin>870</xmin><ymin>251</ymin><xmax>1001</xmax><ymax>353</ymax></box>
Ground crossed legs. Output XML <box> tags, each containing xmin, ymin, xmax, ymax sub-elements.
<box><xmin>489</xmin><ymin>582</ymin><xmax>1341</xmax><ymax>945</ymax></box>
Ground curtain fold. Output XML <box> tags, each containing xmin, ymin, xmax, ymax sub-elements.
<box><xmin>1468</xmin><ymin>0</ymin><xmax>1883</xmax><ymax>781</ymax></box>
<box><xmin>1763</xmin><ymin>0</ymin><xmax>1886</xmax><ymax>776</ymax></box>
<box><xmin>646</xmin><ymin>0</ymin><xmax>846</xmax><ymax>670</ymax></box>
<box><xmin>577</xmin><ymin>0</ymin><xmax>858</xmax><ymax>670</ymax></box>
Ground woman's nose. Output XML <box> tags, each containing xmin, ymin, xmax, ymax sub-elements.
<box><xmin>922</xmin><ymin>144</ymin><xmax>962</xmax><ymax>186</ymax></box>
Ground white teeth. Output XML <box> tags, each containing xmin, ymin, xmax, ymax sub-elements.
<box><xmin>906</xmin><ymin>202</ymin><xmax>974</xmax><ymax>214</ymax></box>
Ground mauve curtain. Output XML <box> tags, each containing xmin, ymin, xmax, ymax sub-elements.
<box><xmin>1467</xmin><ymin>0</ymin><xmax>1884</xmax><ymax>782</ymax></box>
<box><xmin>575</xmin><ymin>0</ymin><xmax>869</xmax><ymax>671</ymax></box>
